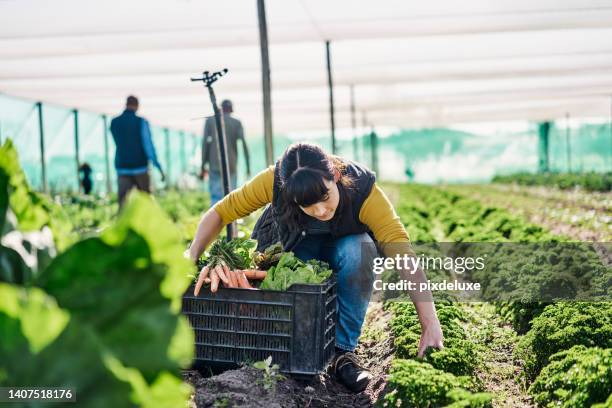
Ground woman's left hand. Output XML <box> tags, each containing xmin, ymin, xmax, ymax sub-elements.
<box><xmin>417</xmin><ymin>318</ymin><xmax>444</xmax><ymax>358</ymax></box>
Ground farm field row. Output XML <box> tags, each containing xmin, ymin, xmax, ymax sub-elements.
<box><xmin>492</xmin><ymin>172</ymin><xmax>611</xmax><ymax>193</ymax></box>
<box><xmin>442</xmin><ymin>184</ymin><xmax>611</xmax><ymax>241</ymax></box>
<box><xmin>387</xmin><ymin>184</ymin><xmax>611</xmax><ymax>407</ymax></box>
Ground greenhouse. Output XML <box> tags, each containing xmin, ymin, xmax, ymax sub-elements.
<box><xmin>0</xmin><ymin>0</ymin><xmax>610</xmax><ymax>407</ymax></box>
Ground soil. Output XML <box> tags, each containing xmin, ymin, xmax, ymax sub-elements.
<box><xmin>184</xmin><ymin>302</ymin><xmax>395</xmax><ymax>408</ymax></box>
<box><xmin>463</xmin><ymin>303</ymin><xmax>535</xmax><ymax>408</ymax></box>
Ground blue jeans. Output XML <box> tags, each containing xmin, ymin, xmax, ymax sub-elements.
<box><xmin>209</xmin><ymin>170</ymin><xmax>237</xmax><ymax>206</ymax></box>
<box><xmin>292</xmin><ymin>232</ymin><xmax>377</xmax><ymax>351</ymax></box>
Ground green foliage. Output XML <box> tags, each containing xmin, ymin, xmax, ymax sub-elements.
<box><xmin>252</xmin><ymin>356</ymin><xmax>285</xmax><ymax>392</ymax></box>
<box><xmin>395</xmin><ymin>184</ymin><xmax>610</xmax><ymax>337</ymax></box>
<box><xmin>252</xmin><ymin>242</ymin><xmax>283</xmax><ymax>270</ymax></box>
<box><xmin>395</xmin><ymin>201</ymin><xmax>437</xmax><ymax>243</ymax></box>
<box><xmin>259</xmin><ymin>252</ymin><xmax>332</xmax><ymax>291</ymax></box>
<box><xmin>198</xmin><ymin>237</ymin><xmax>255</xmax><ymax>271</ymax></box>
<box><xmin>386</xmin><ymin>300</ymin><xmax>479</xmax><ymax>377</ymax></box>
<box><xmin>444</xmin><ymin>388</ymin><xmax>495</xmax><ymax>408</ymax></box>
<box><xmin>529</xmin><ymin>346</ymin><xmax>612</xmax><ymax>408</ymax></box>
<box><xmin>470</xmin><ymin>243</ymin><xmax>610</xmax><ymax>333</ymax></box>
<box><xmin>515</xmin><ymin>302</ymin><xmax>612</xmax><ymax>381</ymax></box>
<box><xmin>155</xmin><ymin>189</ymin><xmax>210</xmax><ymax>242</ymax></box>
<box><xmin>0</xmin><ymin>140</ymin><xmax>75</xmax><ymax>249</ymax></box>
<box><xmin>0</xmin><ymin>140</ymin><xmax>195</xmax><ymax>406</ymax></box>
<box><xmin>493</xmin><ymin>172</ymin><xmax>612</xmax><ymax>192</ymax></box>
<box><xmin>381</xmin><ymin>359</ymin><xmax>492</xmax><ymax>408</ymax></box>
<box><xmin>57</xmin><ymin>194</ymin><xmax>117</xmax><ymax>236</ymax></box>
<box><xmin>155</xmin><ymin>189</ymin><xmax>209</xmax><ymax>223</ymax></box>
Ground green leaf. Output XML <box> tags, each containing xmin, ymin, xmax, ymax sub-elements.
<box><xmin>259</xmin><ymin>252</ymin><xmax>332</xmax><ymax>291</ymax></box>
<box><xmin>36</xmin><ymin>231</ymin><xmax>192</xmax><ymax>381</ymax></box>
<box><xmin>101</xmin><ymin>192</ymin><xmax>193</xmax><ymax>312</ymax></box>
<box><xmin>103</xmin><ymin>354</ymin><xmax>192</xmax><ymax>408</ymax></box>
<box><xmin>0</xmin><ymin>282</ymin><xmax>69</xmax><ymax>354</ymax></box>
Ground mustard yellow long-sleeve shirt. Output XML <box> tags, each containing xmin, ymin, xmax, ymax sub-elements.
<box><xmin>213</xmin><ymin>166</ymin><xmax>411</xmax><ymax>251</ymax></box>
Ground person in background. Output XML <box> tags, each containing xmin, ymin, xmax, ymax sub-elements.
<box><xmin>201</xmin><ymin>100</ymin><xmax>251</xmax><ymax>205</ymax></box>
<box><xmin>110</xmin><ymin>95</ymin><xmax>165</xmax><ymax>206</ymax></box>
<box><xmin>78</xmin><ymin>162</ymin><xmax>93</xmax><ymax>195</ymax></box>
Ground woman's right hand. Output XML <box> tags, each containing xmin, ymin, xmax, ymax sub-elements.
<box><xmin>189</xmin><ymin>208</ymin><xmax>225</xmax><ymax>263</ymax></box>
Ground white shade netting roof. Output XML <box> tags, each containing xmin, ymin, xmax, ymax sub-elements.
<box><xmin>1</xmin><ymin>0</ymin><xmax>612</xmax><ymax>135</ymax></box>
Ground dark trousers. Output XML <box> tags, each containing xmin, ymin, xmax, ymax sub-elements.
<box><xmin>118</xmin><ymin>172</ymin><xmax>150</xmax><ymax>206</ymax></box>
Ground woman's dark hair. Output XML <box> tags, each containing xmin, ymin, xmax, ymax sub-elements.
<box><xmin>279</xmin><ymin>143</ymin><xmax>353</xmax><ymax>228</ymax></box>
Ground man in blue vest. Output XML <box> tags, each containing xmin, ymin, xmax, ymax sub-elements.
<box><xmin>110</xmin><ymin>95</ymin><xmax>165</xmax><ymax>206</ymax></box>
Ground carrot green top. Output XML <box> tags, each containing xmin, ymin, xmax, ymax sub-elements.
<box><xmin>212</xmin><ymin>166</ymin><xmax>411</xmax><ymax>254</ymax></box>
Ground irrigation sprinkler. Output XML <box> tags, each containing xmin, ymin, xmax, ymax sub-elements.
<box><xmin>191</xmin><ymin>69</ymin><xmax>235</xmax><ymax>240</ymax></box>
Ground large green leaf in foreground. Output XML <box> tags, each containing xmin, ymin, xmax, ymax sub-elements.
<box><xmin>0</xmin><ymin>152</ymin><xmax>195</xmax><ymax>407</ymax></box>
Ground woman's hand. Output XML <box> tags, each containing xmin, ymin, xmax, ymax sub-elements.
<box><xmin>189</xmin><ymin>208</ymin><xmax>225</xmax><ymax>263</ymax></box>
<box><xmin>417</xmin><ymin>317</ymin><xmax>444</xmax><ymax>358</ymax></box>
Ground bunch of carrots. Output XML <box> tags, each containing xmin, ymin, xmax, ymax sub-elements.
<box><xmin>194</xmin><ymin>265</ymin><xmax>266</xmax><ymax>295</ymax></box>
<box><xmin>193</xmin><ymin>238</ymin><xmax>270</xmax><ymax>296</ymax></box>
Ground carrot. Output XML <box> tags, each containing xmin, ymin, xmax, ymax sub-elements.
<box><xmin>237</xmin><ymin>271</ymin><xmax>253</xmax><ymax>289</ymax></box>
<box><xmin>215</xmin><ymin>264</ymin><xmax>229</xmax><ymax>285</ymax></box>
<box><xmin>242</xmin><ymin>269</ymin><xmax>267</xmax><ymax>280</ymax></box>
<box><xmin>224</xmin><ymin>264</ymin><xmax>238</xmax><ymax>288</ymax></box>
<box><xmin>210</xmin><ymin>269</ymin><xmax>220</xmax><ymax>293</ymax></box>
<box><xmin>194</xmin><ymin>266</ymin><xmax>210</xmax><ymax>296</ymax></box>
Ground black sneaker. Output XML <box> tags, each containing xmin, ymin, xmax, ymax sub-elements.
<box><xmin>333</xmin><ymin>352</ymin><xmax>372</xmax><ymax>393</ymax></box>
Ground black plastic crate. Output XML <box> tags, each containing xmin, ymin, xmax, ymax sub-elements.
<box><xmin>182</xmin><ymin>277</ymin><xmax>337</xmax><ymax>377</ymax></box>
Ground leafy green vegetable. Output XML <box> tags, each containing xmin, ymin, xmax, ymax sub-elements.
<box><xmin>515</xmin><ymin>302</ymin><xmax>612</xmax><ymax>381</ymax></box>
<box><xmin>386</xmin><ymin>300</ymin><xmax>480</xmax><ymax>377</ymax></box>
<box><xmin>0</xmin><ymin>140</ymin><xmax>195</xmax><ymax>406</ymax></box>
<box><xmin>197</xmin><ymin>237</ymin><xmax>255</xmax><ymax>272</ymax></box>
<box><xmin>382</xmin><ymin>359</ymin><xmax>492</xmax><ymax>408</ymax></box>
<box><xmin>529</xmin><ymin>346</ymin><xmax>612</xmax><ymax>408</ymax></box>
<box><xmin>252</xmin><ymin>242</ymin><xmax>283</xmax><ymax>270</ymax></box>
<box><xmin>259</xmin><ymin>252</ymin><xmax>332</xmax><ymax>291</ymax></box>
<box><xmin>493</xmin><ymin>172</ymin><xmax>612</xmax><ymax>192</ymax></box>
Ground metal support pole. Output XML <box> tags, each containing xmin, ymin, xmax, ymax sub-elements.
<box><xmin>326</xmin><ymin>40</ymin><xmax>337</xmax><ymax>154</ymax></box>
<box><xmin>208</xmin><ymin>86</ymin><xmax>234</xmax><ymax>239</ymax></box>
<box><xmin>565</xmin><ymin>113</ymin><xmax>572</xmax><ymax>173</ymax></box>
<box><xmin>538</xmin><ymin>122</ymin><xmax>551</xmax><ymax>173</ymax></box>
<box><xmin>102</xmin><ymin>115</ymin><xmax>112</xmax><ymax>194</ymax></box>
<box><xmin>257</xmin><ymin>0</ymin><xmax>274</xmax><ymax>166</ymax></box>
<box><xmin>350</xmin><ymin>85</ymin><xmax>358</xmax><ymax>161</ymax></box>
<box><xmin>192</xmin><ymin>69</ymin><xmax>234</xmax><ymax>239</ymax></box>
<box><xmin>73</xmin><ymin>109</ymin><xmax>80</xmax><ymax>192</ymax></box>
<box><xmin>180</xmin><ymin>131</ymin><xmax>186</xmax><ymax>173</ymax></box>
<box><xmin>164</xmin><ymin>128</ymin><xmax>171</xmax><ymax>187</ymax></box>
<box><xmin>36</xmin><ymin>102</ymin><xmax>48</xmax><ymax>193</ymax></box>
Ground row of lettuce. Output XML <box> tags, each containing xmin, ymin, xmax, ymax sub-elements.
<box><xmin>380</xmin><ymin>184</ymin><xmax>611</xmax><ymax>407</ymax></box>
<box><xmin>0</xmin><ymin>141</ymin><xmax>200</xmax><ymax>407</ymax></box>
<box><xmin>492</xmin><ymin>171</ymin><xmax>611</xmax><ymax>192</ymax></box>
<box><xmin>55</xmin><ymin>186</ymin><xmax>209</xmax><ymax>242</ymax></box>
